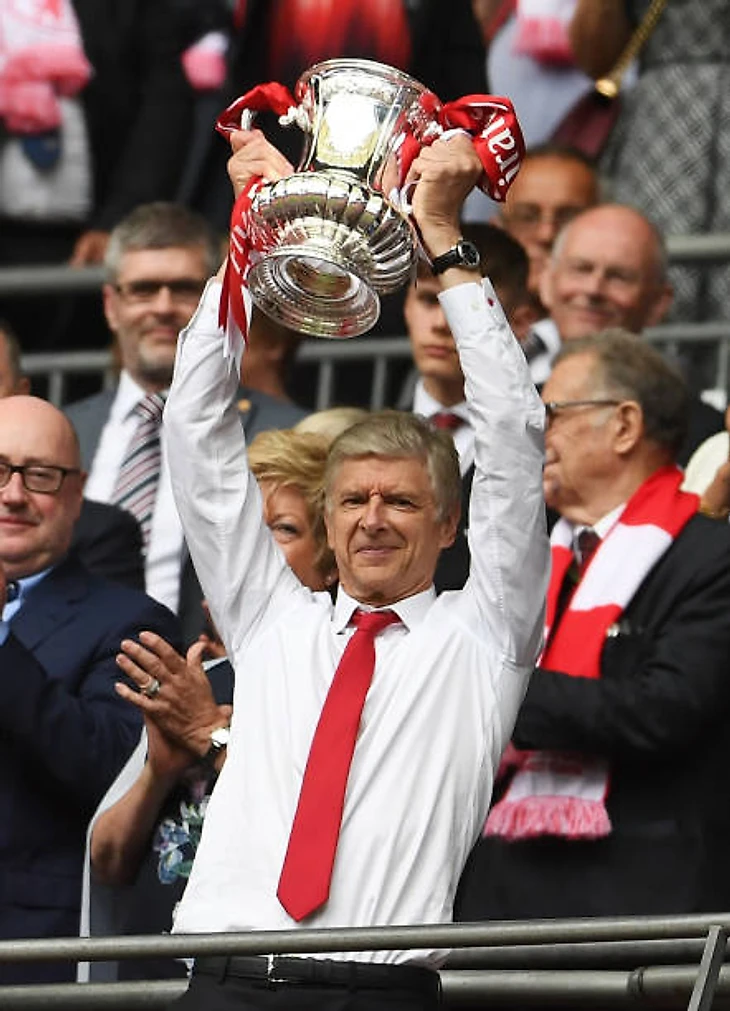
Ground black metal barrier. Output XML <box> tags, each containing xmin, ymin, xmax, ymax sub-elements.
<box><xmin>1</xmin><ymin>916</ymin><xmax>730</xmax><ymax>1008</ymax></box>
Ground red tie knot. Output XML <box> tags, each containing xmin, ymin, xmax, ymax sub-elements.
<box><xmin>430</xmin><ymin>411</ymin><xmax>464</xmax><ymax>432</ymax></box>
<box><xmin>350</xmin><ymin>608</ymin><xmax>400</xmax><ymax>637</ymax></box>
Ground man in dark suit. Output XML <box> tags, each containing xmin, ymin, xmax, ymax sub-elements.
<box><xmin>456</xmin><ymin>329</ymin><xmax>730</xmax><ymax>922</ymax></box>
<box><xmin>0</xmin><ymin>393</ymin><xmax>180</xmax><ymax>984</ymax></box>
<box><xmin>1</xmin><ymin>318</ymin><xmax>145</xmax><ymax>590</ymax></box>
<box><xmin>398</xmin><ymin>223</ymin><xmax>534</xmax><ymax>591</ymax></box>
<box><xmin>65</xmin><ymin>203</ymin><xmax>306</xmax><ymax>643</ymax></box>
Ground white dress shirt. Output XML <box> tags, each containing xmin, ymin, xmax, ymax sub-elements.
<box><xmin>84</xmin><ymin>370</ymin><xmax>184</xmax><ymax>612</ymax></box>
<box><xmin>164</xmin><ymin>278</ymin><xmax>549</xmax><ymax>965</ymax></box>
<box><xmin>412</xmin><ymin>380</ymin><xmax>474</xmax><ymax>476</ymax></box>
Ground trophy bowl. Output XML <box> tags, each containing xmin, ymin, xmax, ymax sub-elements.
<box><xmin>243</xmin><ymin>59</ymin><xmax>436</xmax><ymax>338</ymax></box>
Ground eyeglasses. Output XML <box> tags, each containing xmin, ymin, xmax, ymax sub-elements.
<box><xmin>0</xmin><ymin>462</ymin><xmax>81</xmax><ymax>494</ymax></box>
<box><xmin>503</xmin><ymin>205</ymin><xmax>584</xmax><ymax>233</ymax></box>
<box><xmin>114</xmin><ymin>278</ymin><xmax>206</xmax><ymax>304</ymax></box>
<box><xmin>543</xmin><ymin>399</ymin><xmax>621</xmax><ymax>423</ymax></box>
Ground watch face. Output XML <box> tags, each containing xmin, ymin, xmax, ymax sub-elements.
<box><xmin>459</xmin><ymin>240</ymin><xmax>481</xmax><ymax>268</ymax></box>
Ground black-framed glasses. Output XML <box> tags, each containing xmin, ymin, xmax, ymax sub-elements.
<box><xmin>543</xmin><ymin>399</ymin><xmax>621</xmax><ymax>423</ymax></box>
<box><xmin>0</xmin><ymin>462</ymin><xmax>81</xmax><ymax>494</ymax></box>
<box><xmin>114</xmin><ymin>278</ymin><xmax>206</xmax><ymax>304</ymax></box>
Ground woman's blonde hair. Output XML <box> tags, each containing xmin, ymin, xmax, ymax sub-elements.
<box><xmin>248</xmin><ymin>429</ymin><xmax>335</xmax><ymax>579</ymax></box>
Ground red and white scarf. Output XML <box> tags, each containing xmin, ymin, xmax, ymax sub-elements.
<box><xmin>0</xmin><ymin>0</ymin><xmax>91</xmax><ymax>134</ymax></box>
<box><xmin>485</xmin><ymin>466</ymin><xmax>699</xmax><ymax>841</ymax></box>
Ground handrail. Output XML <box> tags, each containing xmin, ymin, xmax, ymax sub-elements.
<box><xmin>1</xmin><ymin>917</ymin><xmax>730</xmax><ymax>1008</ymax></box>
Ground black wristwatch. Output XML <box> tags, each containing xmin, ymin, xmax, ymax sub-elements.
<box><xmin>203</xmin><ymin>725</ymin><xmax>230</xmax><ymax>766</ymax></box>
<box><xmin>431</xmin><ymin>239</ymin><xmax>481</xmax><ymax>276</ymax></box>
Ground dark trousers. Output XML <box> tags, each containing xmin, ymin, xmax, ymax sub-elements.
<box><xmin>168</xmin><ymin>958</ymin><xmax>441</xmax><ymax>1011</ymax></box>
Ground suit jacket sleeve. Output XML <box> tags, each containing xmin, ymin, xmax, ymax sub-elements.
<box><xmin>70</xmin><ymin>501</ymin><xmax>146</xmax><ymax>591</ymax></box>
<box><xmin>513</xmin><ymin>519</ymin><xmax>730</xmax><ymax>760</ymax></box>
<box><xmin>0</xmin><ymin>591</ymin><xmax>181</xmax><ymax>812</ymax></box>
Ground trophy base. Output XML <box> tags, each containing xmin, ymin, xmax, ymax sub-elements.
<box><xmin>248</xmin><ymin>246</ymin><xmax>381</xmax><ymax>339</ymax></box>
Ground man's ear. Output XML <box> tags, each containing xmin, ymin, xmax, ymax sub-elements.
<box><xmin>102</xmin><ymin>283</ymin><xmax>120</xmax><ymax>333</ymax></box>
<box><xmin>645</xmin><ymin>281</ymin><xmax>674</xmax><ymax>327</ymax></box>
<box><xmin>612</xmin><ymin>400</ymin><xmax>644</xmax><ymax>455</ymax></box>
<box><xmin>439</xmin><ymin>505</ymin><xmax>460</xmax><ymax>549</ymax></box>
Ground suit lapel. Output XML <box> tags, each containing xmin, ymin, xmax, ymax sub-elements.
<box><xmin>11</xmin><ymin>557</ymin><xmax>90</xmax><ymax>652</ymax></box>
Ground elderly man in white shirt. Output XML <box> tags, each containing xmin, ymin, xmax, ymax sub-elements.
<box><xmin>133</xmin><ymin>127</ymin><xmax>549</xmax><ymax>1011</ymax></box>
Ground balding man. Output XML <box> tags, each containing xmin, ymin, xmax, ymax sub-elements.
<box><xmin>0</xmin><ymin>320</ymin><xmax>145</xmax><ymax>590</ymax></box>
<box><xmin>0</xmin><ymin>395</ymin><xmax>179</xmax><ymax>984</ymax></box>
<box><xmin>526</xmin><ymin>203</ymin><xmax>722</xmax><ymax>464</ymax></box>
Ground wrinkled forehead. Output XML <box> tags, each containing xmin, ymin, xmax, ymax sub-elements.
<box><xmin>328</xmin><ymin>453</ymin><xmax>432</xmax><ymax>492</ymax></box>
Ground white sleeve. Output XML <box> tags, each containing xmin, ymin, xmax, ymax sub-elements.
<box><xmin>163</xmin><ymin>280</ymin><xmax>300</xmax><ymax>655</ymax></box>
<box><xmin>439</xmin><ymin>279</ymin><xmax>549</xmax><ymax>668</ymax></box>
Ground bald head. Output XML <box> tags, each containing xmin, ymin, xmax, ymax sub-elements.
<box><xmin>540</xmin><ymin>203</ymin><xmax>673</xmax><ymax>341</ymax></box>
<box><xmin>0</xmin><ymin>396</ymin><xmax>85</xmax><ymax>579</ymax></box>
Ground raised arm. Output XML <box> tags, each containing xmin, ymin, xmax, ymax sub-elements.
<box><xmin>410</xmin><ymin>135</ymin><xmax>549</xmax><ymax>668</ymax></box>
<box><xmin>163</xmin><ymin>135</ymin><xmax>301</xmax><ymax>655</ymax></box>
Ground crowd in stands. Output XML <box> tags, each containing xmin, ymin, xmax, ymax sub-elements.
<box><xmin>2</xmin><ymin>1</ymin><xmax>730</xmax><ymax>1007</ymax></box>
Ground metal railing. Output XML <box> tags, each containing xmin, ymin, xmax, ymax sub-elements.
<box><xmin>4</xmin><ymin>231</ymin><xmax>730</xmax><ymax>409</ymax></box>
<box><xmin>1</xmin><ymin>915</ymin><xmax>730</xmax><ymax>1008</ymax></box>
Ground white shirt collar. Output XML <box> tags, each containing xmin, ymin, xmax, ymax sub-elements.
<box><xmin>111</xmin><ymin>370</ymin><xmax>169</xmax><ymax>424</ymax></box>
<box><xmin>412</xmin><ymin>379</ymin><xmax>469</xmax><ymax>423</ymax></box>
<box><xmin>332</xmin><ymin>584</ymin><xmax>436</xmax><ymax>635</ymax></box>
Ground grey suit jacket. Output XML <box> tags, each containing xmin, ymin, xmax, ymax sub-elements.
<box><xmin>65</xmin><ymin>383</ymin><xmax>307</xmax><ymax>643</ymax></box>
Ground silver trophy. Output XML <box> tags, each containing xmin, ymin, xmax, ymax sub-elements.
<box><xmin>240</xmin><ymin>59</ymin><xmax>438</xmax><ymax>338</ymax></box>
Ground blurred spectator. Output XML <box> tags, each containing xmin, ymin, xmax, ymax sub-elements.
<box><xmin>569</xmin><ymin>0</ymin><xmax>730</xmax><ymax>327</ymax></box>
<box><xmin>456</xmin><ymin>330</ymin><xmax>730</xmax><ymax>925</ymax></box>
<box><xmin>189</xmin><ymin>0</ymin><xmax>488</xmax><ymax>233</ymax></box>
<box><xmin>397</xmin><ymin>222</ymin><xmax>534</xmax><ymax>591</ymax></box>
<box><xmin>527</xmin><ymin>203</ymin><xmax>724</xmax><ymax>464</ymax></box>
<box><xmin>64</xmin><ymin>203</ymin><xmax>305</xmax><ymax>643</ymax></box>
<box><xmin>0</xmin><ymin>394</ymin><xmax>179</xmax><ymax>985</ymax></box>
<box><xmin>84</xmin><ymin>425</ymin><xmax>346</xmax><ymax>982</ymax></box>
<box><xmin>0</xmin><ymin>0</ymin><xmax>194</xmax><ymax>354</ymax></box>
<box><xmin>0</xmin><ymin>317</ymin><xmax>146</xmax><ymax>590</ymax></box>
<box><xmin>496</xmin><ymin>143</ymin><xmax>600</xmax><ymax>312</ymax></box>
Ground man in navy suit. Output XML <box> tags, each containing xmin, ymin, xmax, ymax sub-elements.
<box><xmin>0</xmin><ymin>394</ymin><xmax>180</xmax><ymax>984</ymax></box>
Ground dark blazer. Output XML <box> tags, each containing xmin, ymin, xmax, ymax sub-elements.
<box><xmin>66</xmin><ymin>384</ymin><xmax>308</xmax><ymax>643</ymax></box>
<box><xmin>455</xmin><ymin>513</ymin><xmax>730</xmax><ymax>922</ymax></box>
<box><xmin>0</xmin><ymin>555</ymin><xmax>180</xmax><ymax>984</ymax></box>
<box><xmin>71</xmin><ymin>500</ymin><xmax>145</xmax><ymax>591</ymax></box>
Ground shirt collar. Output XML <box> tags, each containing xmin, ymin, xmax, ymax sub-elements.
<box><xmin>112</xmin><ymin>370</ymin><xmax>169</xmax><ymax>423</ymax></box>
<box><xmin>412</xmin><ymin>379</ymin><xmax>469</xmax><ymax>423</ymax></box>
<box><xmin>570</xmin><ymin>502</ymin><xmax>625</xmax><ymax>556</ymax></box>
<box><xmin>532</xmin><ymin>317</ymin><xmax>563</xmax><ymax>355</ymax></box>
<box><xmin>332</xmin><ymin>584</ymin><xmax>436</xmax><ymax>634</ymax></box>
<box><xmin>16</xmin><ymin>566</ymin><xmax>52</xmax><ymax>597</ymax></box>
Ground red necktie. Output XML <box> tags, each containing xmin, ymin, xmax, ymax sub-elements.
<box><xmin>277</xmin><ymin>608</ymin><xmax>401</xmax><ymax>921</ymax></box>
<box><xmin>431</xmin><ymin>411</ymin><xmax>465</xmax><ymax>431</ymax></box>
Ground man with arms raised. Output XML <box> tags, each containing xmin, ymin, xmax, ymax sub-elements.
<box><xmin>149</xmin><ymin>125</ymin><xmax>548</xmax><ymax>1011</ymax></box>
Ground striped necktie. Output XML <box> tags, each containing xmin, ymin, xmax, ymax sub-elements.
<box><xmin>111</xmin><ymin>393</ymin><xmax>166</xmax><ymax>551</ymax></box>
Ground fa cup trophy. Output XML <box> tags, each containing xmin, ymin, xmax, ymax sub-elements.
<box><xmin>216</xmin><ymin>59</ymin><xmax>524</xmax><ymax>340</ymax></box>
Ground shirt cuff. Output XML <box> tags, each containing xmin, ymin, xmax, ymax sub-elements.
<box><xmin>438</xmin><ymin>278</ymin><xmax>510</xmax><ymax>344</ymax></box>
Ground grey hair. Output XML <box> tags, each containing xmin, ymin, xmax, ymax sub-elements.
<box><xmin>104</xmin><ymin>202</ymin><xmax>221</xmax><ymax>281</ymax></box>
<box><xmin>324</xmin><ymin>410</ymin><xmax>462</xmax><ymax>522</ymax></box>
